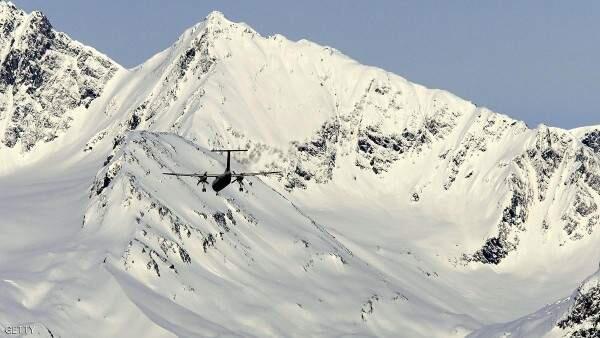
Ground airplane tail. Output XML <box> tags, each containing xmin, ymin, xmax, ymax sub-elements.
<box><xmin>211</xmin><ymin>149</ymin><xmax>248</xmax><ymax>172</ymax></box>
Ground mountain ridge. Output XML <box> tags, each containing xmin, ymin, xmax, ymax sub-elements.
<box><xmin>0</xmin><ymin>4</ymin><xmax>599</xmax><ymax>337</ymax></box>
<box><xmin>0</xmin><ymin>1</ymin><xmax>119</xmax><ymax>154</ymax></box>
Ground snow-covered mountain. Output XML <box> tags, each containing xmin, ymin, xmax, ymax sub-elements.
<box><xmin>470</xmin><ymin>266</ymin><xmax>600</xmax><ymax>338</ymax></box>
<box><xmin>0</xmin><ymin>2</ymin><xmax>118</xmax><ymax>154</ymax></box>
<box><xmin>0</xmin><ymin>3</ymin><xmax>598</xmax><ymax>337</ymax></box>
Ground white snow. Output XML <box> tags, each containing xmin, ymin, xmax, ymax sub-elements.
<box><xmin>0</xmin><ymin>5</ymin><xmax>599</xmax><ymax>337</ymax></box>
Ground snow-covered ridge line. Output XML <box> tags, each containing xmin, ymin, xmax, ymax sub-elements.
<box><xmin>0</xmin><ymin>2</ymin><xmax>599</xmax><ymax>337</ymax></box>
<box><xmin>0</xmin><ymin>1</ymin><xmax>119</xmax><ymax>153</ymax></box>
<box><xmin>469</xmin><ymin>266</ymin><xmax>600</xmax><ymax>337</ymax></box>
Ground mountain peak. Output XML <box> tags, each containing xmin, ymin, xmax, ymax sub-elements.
<box><xmin>0</xmin><ymin>1</ymin><xmax>48</xmax><ymax>24</ymax></box>
<box><xmin>204</xmin><ymin>10</ymin><xmax>228</xmax><ymax>24</ymax></box>
<box><xmin>0</xmin><ymin>2</ymin><xmax>119</xmax><ymax>152</ymax></box>
<box><xmin>0</xmin><ymin>0</ymin><xmax>23</xmax><ymax>25</ymax></box>
<box><xmin>163</xmin><ymin>10</ymin><xmax>258</xmax><ymax>67</ymax></box>
<box><xmin>0</xmin><ymin>0</ymin><xmax>18</xmax><ymax>12</ymax></box>
<box><xmin>192</xmin><ymin>10</ymin><xmax>256</xmax><ymax>39</ymax></box>
<box><xmin>2</xmin><ymin>2</ymin><xmax>600</xmax><ymax>337</ymax></box>
<box><xmin>186</xmin><ymin>10</ymin><xmax>237</xmax><ymax>35</ymax></box>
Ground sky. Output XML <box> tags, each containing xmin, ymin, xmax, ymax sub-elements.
<box><xmin>11</xmin><ymin>0</ymin><xmax>600</xmax><ymax>129</ymax></box>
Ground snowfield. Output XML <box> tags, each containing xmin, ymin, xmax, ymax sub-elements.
<box><xmin>0</xmin><ymin>2</ymin><xmax>599</xmax><ymax>337</ymax></box>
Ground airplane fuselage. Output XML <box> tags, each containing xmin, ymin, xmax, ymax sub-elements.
<box><xmin>211</xmin><ymin>171</ymin><xmax>232</xmax><ymax>192</ymax></box>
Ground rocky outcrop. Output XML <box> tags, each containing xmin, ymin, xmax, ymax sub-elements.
<box><xmin>468</xmin><ymin>127</ymin><xmax>600</xmax><ymax>264</ymax></box>
<box><xmin>0</xmin><ymin>3</ymin><xmax>118</xmax><ymax>151</ymax></box>
<box><xmin>558</xmin><ymin>273</ymin><xmax>600</xmax><ymax>337</ymax></box>
<box><xmin>582</xmin><ymin>129</ymin><xmax>600</xmax><ymax>154</ymax></box>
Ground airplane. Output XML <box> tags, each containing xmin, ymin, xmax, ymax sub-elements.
<box><xmin>162</xmin><ymin>149</ymin><xmax>281</xmax><ymax>193</ymax></box>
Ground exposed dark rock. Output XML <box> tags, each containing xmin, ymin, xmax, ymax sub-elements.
<box><xmin>0</xmin><ymin>13</ymin><xmax>54</xmax><ymax>88</ymax></box>
<box><xmin>178</xmin><ymin>247</ymin><xmax>191</xmax><ymax>263</ymax></box>
<box><xmin>582</xmin><ymin>130</ymin><xmax>600</xmax><ymax>153</ymax></box>
<box><xmin>202</xmin><ymin>233</ymin><xmax>216</xmax><ymax>253</ymax></box>
<box><xmin>558</xmin><ymin>283</ymin><xmax>600</xmax><ymax>336</ymax></box>
<box><xmin>471</xmin><ymin>174</ymin><xmax>529</xmax><ymax>264</ymax></box>
<box><xmin>80</xmin><ymin>88</ymin><xmax>98</xmax><ymax>108</ymax></box>
<box><xmin>361</xmin><ymin>294</ymin><xmax>380</xmax><ymax>321</ymax></box>
<box><xmin>226</xmin><ymin>209</ymin><xmax>237</xmax><ymax>225</ymax></box>
<box><xmin>358</xmin><ymin>138</ymin><xmax>372</xmax><ymax>154</ymax></box>
<box><xmin>178</xmin><ymin>48</ymin><xmax>196</xmax><ymax>77</ymax></box>
<box><xmin>213</xmin><ymin>211</ymin><xmax>229</xmax><ymax>232</ymax></box>
<box><xmin>472</xmin><ymin>237</ymin><xmax>509</xmax><ymax>265</ymax></box>
<box><xmin>103</xmin><ymin>155</ymin><xmax>113</xmax><ymax>166</ymax></box>
<box><xmin>357</xmin><ymin>125</ymin><xmax>428</xmax><ymax>174</ymax></box>
<box><xmin>147</xmin><ymin>258</ymin><xmax>160</xmax><ymax>277</ymax></box>
<box><xmin>285</xmin><ymin>120</ymin><xmax>340</xmax><ymax>189</ymax></box>
<box><xmin>0</xmin><ymin>8</ymin><xmax>118</xmax><ymax>151</ymax></box>
<box><xmin>128</xmin><ymin>114</ymin><xmax>141</xmax><ymax>130</ymax></box>
<box><xmin>501</xmin><ymin>190</ymin><xmax>528</xmax><ymax>227</ymax></box>
<box><xmin>527</xmin><ymin>128</ymin><xmax>570</xmax><ymax>201</ymax></box>
<box><xmin>96</xmin><ymin>175</ymin><xmax>112</xmax><ymax>196</ymax></box>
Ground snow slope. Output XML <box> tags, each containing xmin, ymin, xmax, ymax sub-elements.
<box><xmin>0</xmin><ymin>3</ymin><xmax>599</xmax><ymax>337</ymax></box>
<box><xmin>469</xmin><ymin>267</ymin><xmax>600</xmax><ymax>337</ymax></box>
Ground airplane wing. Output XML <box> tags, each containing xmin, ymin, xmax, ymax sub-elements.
<box><xmin>162</xmin><ymin>172</ymin><xmax>221</xmax><ymax>177</ymax></box>
<box><xmin>231</xmin><ymin>171</ymin><xmax>282</xmax><ymax>178</ymax></box>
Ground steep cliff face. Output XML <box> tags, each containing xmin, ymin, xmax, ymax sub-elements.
<box><xmin>558</xmin><ymin>270</ymin><xmax>600</xmax><ymax>337</ymax></box>
<box><xmin>465</xmin><ymin>127</ymin><xmax>600</xmax><ymax>264</ymax></box>
<box><xmin>0</xmin><ymin>2</ymin><xmax>119</xmax><ymax>152</ymax></box>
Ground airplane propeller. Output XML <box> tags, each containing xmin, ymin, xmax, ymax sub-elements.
<box><xmin>234</xmin><ymin>174</ymin><xmax>245</xmax><ymax>192</ymax></box>
<box><xmin>162</xmin><ymin>149</ymin><xmax>279</xmax><ymax>194</ymax></box>
<box><xmin>196</xmin><ymin>172</ymin><xmax>208</xmax><ymax>192</ymax></box>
